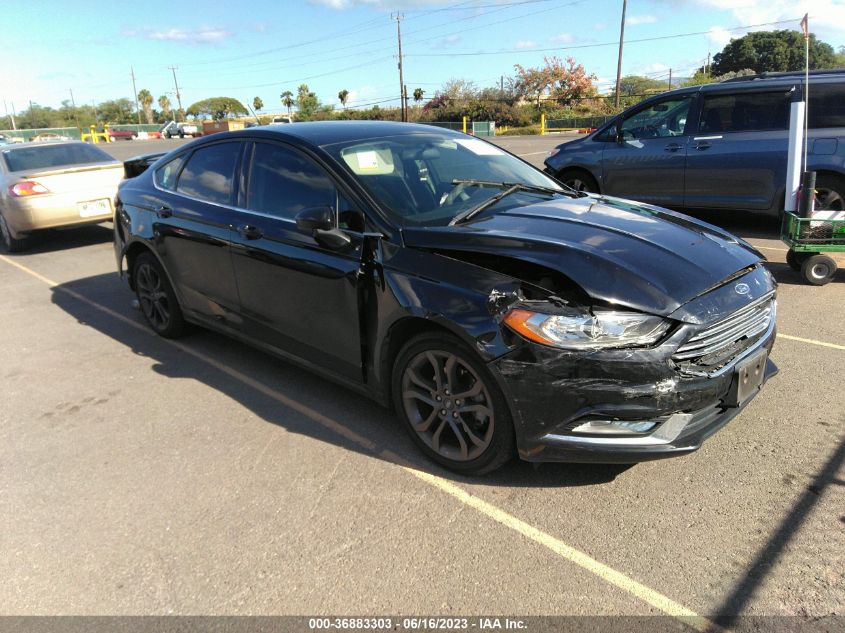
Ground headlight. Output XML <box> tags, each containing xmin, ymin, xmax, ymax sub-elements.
<box><xmin>503</xmin><ymin>308</ymin><xmax>670</xmax><ymax>350</ymax></box>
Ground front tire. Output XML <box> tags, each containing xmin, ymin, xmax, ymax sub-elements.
<box><xmin>557</xmin><ymin>168</ymin><xmax>599</xmax><ymax>194</ymax></box>
<box><xmin>801</xmin><ymin>254</ymin><xmax>837</xmax><ymax>286</ymax></box>
<box><xmin>814</xmin><ymin>173</ymin><xmax>845</xmax><ymax>212</ymax></box>
<box><xmin>392</xmin><ymin>333</ymin><xmax>515</xmax><ymax>475</ymax></box>
<box><xmin>133</xmin><ymin>251</ymin><xmax>187</xmax><ymax>337</ymax></box>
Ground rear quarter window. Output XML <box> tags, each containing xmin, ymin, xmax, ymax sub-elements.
<box><xmin>175</xmin><ymin>142</ymin><xmax>241</xmax><ymax>205</ymax></box>
<box><xmin>154</xmin><ymin>154</ymin><xmax>186</xmax><ymax>191</ymax></box>
<box><xmin>698</xmin><ymin>91</ymin><xmax>791</xmax><ymax>133</ymax></box>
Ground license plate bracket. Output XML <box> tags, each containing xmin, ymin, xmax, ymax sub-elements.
<box><xmin>725</xmin><ymin>348</ymin><xmax>768</xmax><ymax>408</ymax></box>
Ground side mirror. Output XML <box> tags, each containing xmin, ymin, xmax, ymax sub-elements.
<box><xmin>295</xmin><ymin>206</ymin><xmax>333</xmax><ymax>232</ymax></box>
<box><xmin>314</xmin><ymin>228</ymin><xmax>352</xmax><ymax>250</ymax></box>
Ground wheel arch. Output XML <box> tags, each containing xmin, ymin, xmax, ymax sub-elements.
<box><xmin>553</xmin><ymin>165</ymin><xmax>602</xmax><ymax>194</ymax></box>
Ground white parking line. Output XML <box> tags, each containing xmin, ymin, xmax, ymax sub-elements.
<box><xmin>517</xmin><ymin>151</ymin><xmax>551</xmax><ymax>157</ymax></box>
<box><xmin>0</xmin><ymin>252</ymin><xmax>722</xmax><ymax>629</ymax></box>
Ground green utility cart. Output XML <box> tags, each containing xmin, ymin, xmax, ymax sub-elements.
<box><xmin>781</xmin><ymin>211</ymin><xmax>845</xmax><ymax>285</ymax></box>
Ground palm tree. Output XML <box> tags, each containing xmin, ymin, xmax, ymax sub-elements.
<box><xmin>158</xmin><ymin>95</ymin><xmax>171</xmax><ymax>121</ymax></box>
<box><xmin>253</xmin><ymin>96</ymin><xmax>264</xmax><ymax>112</ymax></box>
<box><xmin>280</xmin><ymin>90</ymin><xmax>294</xmax><ymax>115</ymax></box>
<box><xmin>338</xmin><ymin>89</ymin><xmax>349</xmax><ymax>109</ymax></box>
<box><xmin>137</xmin><ymin>89</ymin><xmax>154</xmax><ymax>124</ymax></box>
<box><xmin>413</xmin><ymin>88</ymin><xmax>425</xmax><ymax>103</ymax></box>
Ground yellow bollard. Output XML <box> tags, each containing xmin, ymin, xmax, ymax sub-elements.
<box><xmin>541</xmin><ymin>113</ymin><xmax>545</xmax><ymax>135</ymax></box>
<box><xmin>462</xmin><ymin>116</ymin><xmax>467</xmax><ymax>134</ymax></box>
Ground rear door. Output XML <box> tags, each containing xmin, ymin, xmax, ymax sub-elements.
<box><xmin>601</xmin><ymin>95</ymin><xmax>693</xmax><ymax>207</ymax></box>
<box><xmin>684</xmin><ymin>87</ymin><xmax>794</xmax><ymax>211</ymax></box>
<box><xmin>229</xmin><ymin>140</ymin><xmax>365</xmax><ymax>382</ymax></box>
<box><xmin>152</xmin><ymin>140</ymin><xmax>244</xmax><ymax>323</ymax></box>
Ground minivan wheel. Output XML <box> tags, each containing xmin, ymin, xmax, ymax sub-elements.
<box><xmin>814</xmin><ymin>174</ymin><xmax>845</xmax><ymax>212</ymax></box>
<box><xmin>392</xmin><ymin>333</ymin><xmax>514</xmax><ymax>475</ymax></box>
<box><xmin>801</xmin><ymin>254</ymin><xmax>837</xmax><ymax>286</ymax></box>
<box><xmin>133</xmin><ymin>251</ymin><xmax>187</xmax><ymax>338</ymax></box>
<box><xmin>558</xmin><ymin>169</ymin><xmax>599</xmax><ymax>194</ymax></box>
<box><xmin>0</xmin><ymin>212</ymin><xmax>27</xmax><ymax>253</ymax></box>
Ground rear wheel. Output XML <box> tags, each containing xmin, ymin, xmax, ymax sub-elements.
<box><xmin>392</xmin><ymin>333</ymin><xmax>514</xmax><ymax>475</ymax></box>
<box><xmin>557</xmin><ymin>169</ymin><xmax>599</xmax><ymax>194</ymax></box>
<box><xmin>0</xmin><ymin>212</ymin><xmax>27</xmax><ymax>253</ymax></box>
<box><xmin>786</xmin><ymin>249</ymin><xmax>813</xmax><ymax>272</ymax></box>
<box><xmin>133</xmin><ymin>251</ymin><xmax>187</xmax><ymax>337</ymax></box>
<box><xmin>801</xmin><ymin>254</ymin><xmax>837</xmax><ymax>286</ymax></box>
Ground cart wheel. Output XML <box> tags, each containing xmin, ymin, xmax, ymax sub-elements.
<box><xmin>786</xmin><ymin>250</ymin><xmax>815</xmax><ymax>272</ymax></box>
<box><xmin>801</xmin><ymin>254</ymin><xmax>837</xmax><ymax>286</ymax></box>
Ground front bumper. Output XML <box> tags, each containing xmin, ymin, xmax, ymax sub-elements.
<box><xmin>491</xmin><ymin>316</ymin><xmax>777</xmax><ymax>464</ymax></box>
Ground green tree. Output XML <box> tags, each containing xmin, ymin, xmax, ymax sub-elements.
<box><xmin>186</xmin><ymin>97</ymin><xmax>248</xmax><ymax>119</ymax></box>
<box><xmin>712</xmin><ymin>30</ymin><xmax>837</xmax><ymax>75</ymax></box>
<box><xmin>158</xmin><ymin>95</ymin><xmax>172</xmax><ymax>120</ymax></box>
<box><xmin>137</xmin><ymin>89</ymin><xmax>154</xmax><ymax>124</ymax></box>
<box><xmin>253</xmin><ymin>96</ymin><xmax>264</xmax><ymax>111</ymax></box>
<box><xmin>338</xmin><ymin>89</ymin><xmax>349</xmax><ymax>109</ymax></box>
<box><xmin>98</xmin><ymin>98</ymin><xmax>136</xmax><ymax>124</ymax></box>
<box><xmin>280</xmin><ymin>90</ymin><xmax>294</xmax><ymax>115</ymax></box>
<box><xmin>296</xmin><ymin>84</ymin><xmax>319</xmax><ymax>119</ymax></box>
<box><xmin>413</xmin><ymin>88</ymin><xmax>425</xmax><ymax>103</ymax></box>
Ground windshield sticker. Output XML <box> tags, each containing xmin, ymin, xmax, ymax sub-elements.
<box><xmin>456</xmin><ymin>138</ymin><xmax>505</xmax><ymax>156</ymax></box>
<box><xmin>356</xmin><ymin>150</ymin><xmax>379</xmax><ymax>170</ymax></box>
<box><xmin>340</xmin><ymin>147</ymin><xmax>395</xmax><ymax>175</ymax></box>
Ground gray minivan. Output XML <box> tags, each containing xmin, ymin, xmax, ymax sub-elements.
<box><xmin>543</xmin><ymin>70</ymin><xmax>845</xmax><ymax>216</ymax></box>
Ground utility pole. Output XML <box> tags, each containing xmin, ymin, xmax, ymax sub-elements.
<box><xmin>169</xmin><ymin>66</ymin><xmax>183</xmax><ymax>121</ymax></box>
<box><xmin>393</xmin><ymin>14</ymin><xmax>406</xmax><ymax>122</ymax></box>
<box><xmin>614</xmin><ymin>0</ymin><xmax>627</xmax><ymax>108</ymax></box>
<box><xmin>668</xmin><ymin>68</ymin><xmax>672</xmax><ymax>90</ymax></box>
<box><xmin>404</xmin><ymin>84</ymin><xmax>409</xmax><ymax>119</ymax></box>
<box><xmin>69</xmin><ymin>89</ymin><xmax>81</xmax><ymax>132</ymax></box>
<box><xmin>5</xmin><ymin>100</ymin><xmax>16</xmax><ymax>130</ymax></box>
<box><xmin>130</xmin><ymin>66</ymin><xmax>141</xmax><ymax>124</ymax></box>
<box><xmin>706</xmin><ymin>52</ymin><xmax>711</xmax><ymax>76</ymax></box>
<box><xmin>500</xmin><ymin>75</ymin><xmax>504</xmax><ymax>98</ymax></box>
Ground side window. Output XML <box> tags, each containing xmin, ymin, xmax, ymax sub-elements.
<box><xmin>246</xmin><ymin>142</ymin><xmax>336</xmax><ymax>219</ymax></box>
<box><xmin>176</xmin><ymin>142</ymin><xmax>240</xmax><ymax>205</ymax></box>
<box><xmin>154</xmin><ymin>154</ymin><xmax>185</xmax><ymax>191</ymax></box>
<box><xmin>809</xmin><ymin>83</ymin><xmax>845</xmax><ymax>129</ymax></box>
<box><xmin>620</xmin><ymin>98</ymin><xmax>691</xmax><ymax>139</ymax></box>
<box><xmin>698</xmin><ymin>91</ymin><xmax>791</xmax><ymax>134</ymax></box>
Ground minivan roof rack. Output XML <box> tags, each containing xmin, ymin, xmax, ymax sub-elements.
<box><xmin>721</xmin><ymin>68</ymin><xmax>845</xmax><ymax>82</ymax></box>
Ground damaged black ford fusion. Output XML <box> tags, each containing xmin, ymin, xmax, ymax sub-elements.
<box><xmin>114</xmin><ymin>121</ymin><xmax>777</xmax><ymax>475</ymax></box>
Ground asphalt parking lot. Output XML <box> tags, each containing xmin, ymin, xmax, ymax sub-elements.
<box><xmin>1</xmin><ymin>135</ymin><xmax>843</xmax><ymax>628</ymax></box>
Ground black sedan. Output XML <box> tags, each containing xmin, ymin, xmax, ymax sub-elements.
<box><xmin>114</xmin><ymin>121</ymin><xmax>777</xmax><ymax>474</ymax></box>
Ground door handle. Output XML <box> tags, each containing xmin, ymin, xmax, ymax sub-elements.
<box><xmin>237</xmin><ymin>224</ymin><xmax>264</xmax><ymax>240</ymax></box>
<box><xmin>695</xmin><ymin>142</ymin><xmax>712</xmax><ymax>151</ymax></box>
<box><xmin>155</xmin><ymin>205</ymin><xmax>172</xmax><ymax>218</ymax></box>
<box><xmin>664</xmin><ymin>143</ymin><xmax>683</xmax><ymax>152</ymax></box>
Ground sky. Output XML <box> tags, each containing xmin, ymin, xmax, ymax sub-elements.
<box><xmin>1</xmin><ymin>0</ymin><xmax>842</xmax><ymax>118</ymax></box>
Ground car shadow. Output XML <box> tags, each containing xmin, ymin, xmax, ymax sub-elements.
<box><xmin>11</xmin><ymin>223</ymin><xmax>113</xmax><ymax>255</ymax></box>
<box><xmin>766</xmin><ymin>261</ymin><xmax>845</xmax><ymax>286</ymax></box>
<box><xmin>50</xmin><ymin>271</ymin><xmax>629</xmax><ymax>488</ymax></box>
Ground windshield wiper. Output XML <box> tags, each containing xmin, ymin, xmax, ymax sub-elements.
<box><xmin>448</xmin><ymin>180</ymin><xmax>562</xmax><ymax>226</ymax></box>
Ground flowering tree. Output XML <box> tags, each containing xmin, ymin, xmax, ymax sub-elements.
<box><xmin>513</xmin><ymin>56</ymin><xmax>596</xmax><ymax>109</ymax></box>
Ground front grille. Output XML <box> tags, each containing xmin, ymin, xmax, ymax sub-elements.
<box><xmin>673</xmin><ymin>293</ymin><xmax>775</xmax><ymax>367</ymax></box>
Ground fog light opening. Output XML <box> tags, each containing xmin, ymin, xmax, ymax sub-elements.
<box><xmin>571</xmin><ymin>420</ymin><xmax>658</xmax><ymax>435</ymax></box>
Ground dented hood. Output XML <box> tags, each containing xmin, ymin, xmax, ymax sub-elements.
<box><xmin>401</xmin><ymin>194</ymin><xmax>763</xmax><ymax>315</ymax></box>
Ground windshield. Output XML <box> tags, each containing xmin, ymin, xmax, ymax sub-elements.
<box><xmin>322</xmin><ymin>132</ymin><xmax>568</xmax><ymax>227</ymax></box>
<box><xmin>2</xmin><ymin>143</ymin><xmax>115</xmax><ymax>172</ymax></box>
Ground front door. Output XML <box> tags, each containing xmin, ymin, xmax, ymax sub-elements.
<box><xmin>601</xmin><ymin>95</ymin><xmax>693</xmax><ymax>208</ymax></box>
<box><xmin>229</xmin><ymin>140</ymin><xmax>365</xmax><ymax>382</ymax></box>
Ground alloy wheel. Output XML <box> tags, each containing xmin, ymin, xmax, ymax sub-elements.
<box><xmin>135</xmin><ymin>262</ymin><xmax>171</xmax><ymax>330</ymax></box>
<box><xmin>815</xmin><ymin>187</ymin><xmax>844</xmax><ymax>211</ymax></box>
<box><xmin>401</xmin><ymin>350</ymin><xmax>495</xmax><ymax>462</ymax></box>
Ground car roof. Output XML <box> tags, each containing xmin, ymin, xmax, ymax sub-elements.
<box><xmin>229</xmin><ymin>120</ymin><xmax>466</xmax><ymax>147</ymax></box>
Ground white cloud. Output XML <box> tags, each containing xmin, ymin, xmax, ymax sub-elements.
<box><xmin>515</xmin><ymin>40</ymin><xmax>537</xmax><ymax>49</ymax></box>
<box><xmin>549</xmin><ymin>32</ymin><xmax>574</xmax><ymax>44</ymax></box>
<box><xmin>641</xmin><ymin>62</ymin><xmax>669</xmax><ymax>74</ymax></box>
<box><xmin>707</xmin><ymin>26</ymin><xmax>733</xmax><ymax>49</ymax></box>
<box><xmin>440</xmin><ymin>34</ymin><xmax>461</xmax><ymax>47</ymax></box>
<box><xmin>627</xmin><ymin>14</ymin><xmax>657</xmax><ymax>25</ymax></box>
<box><xmin>594</xmin><ymin>22</ymin><xmax>607</xmax><ymax>30</ymax></box>
<box><xmin>145</xmin><ymin>27</ymin><xmax>232</xmax><ymax>44</ymax></box>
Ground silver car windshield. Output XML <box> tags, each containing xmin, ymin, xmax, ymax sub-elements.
<box><xmin>322</xmin><ymin>132</ymin><xmax>568</xmax><ymax>227</ymax></box>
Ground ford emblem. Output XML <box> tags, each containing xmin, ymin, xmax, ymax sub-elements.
<box><xmin>735</xmin><ymin>283</ymin><xmax>751</xmax><ymax>295</ymax></box>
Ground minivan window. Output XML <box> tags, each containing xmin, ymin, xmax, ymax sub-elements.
<box><xmin>809</xmin><ymin>83</ymin><xmax>845</xmax><ymax>129</ymax></box>
<box><xmin>246</xmin><ymin>142</ymin><xmax>336</xmax><ymax>219</ymax></box>
<box><xmin>698</xmin><ymin>91</ymin><xmax>791</xmax><ymax>133</ymax></box>
<box><xmin>620</xmin><ymin>97</ymin><xmax>691</xmax><ymax>139</ymax></box>
<box><xmin>176</xmin><ymin>142</ymin><xmax>241</xmax><ymax>205</ymax></box>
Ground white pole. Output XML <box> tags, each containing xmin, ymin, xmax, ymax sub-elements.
<box><xmin>803</xmin><ymin>34</ymin><xmax>809</xmax><ymax>173</ymax></box>
<box><xmin>785</xmin><ymin>99</ymin><xmax>805</xmax><ymax>213</ymax></box>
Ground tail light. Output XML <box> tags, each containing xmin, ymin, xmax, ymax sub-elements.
<box><xmin>9</xmin><ymin>181</ymin><xmax>50</xmax><ymax>197</ymax></box>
